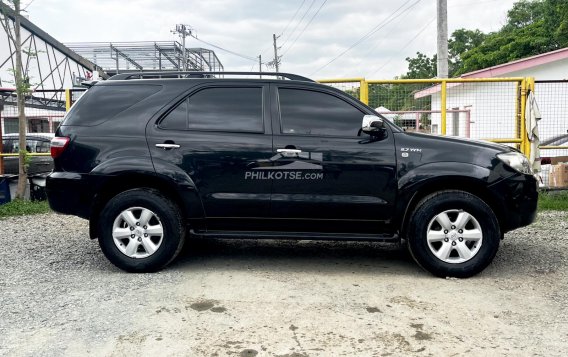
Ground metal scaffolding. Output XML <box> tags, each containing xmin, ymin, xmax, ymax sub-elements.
<box><xmin>66</xmin><ymin>41</ymin><xmax>224</xmax><ymax>75</ymax></box>
<box><xmin>0</xmin><ymin>3</ymin><xmax>105</xmax><ymax>90</ymax></box>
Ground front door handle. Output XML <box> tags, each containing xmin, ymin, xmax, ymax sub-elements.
<box><xmin>156</xmin><ymin>143</ymin><xmax>181</xmax><ymax>150</ymax></box>
<box><xmin>277</xmin><ymin>148</ymin><xmax>302</xmax><ymax>157</ymax></box>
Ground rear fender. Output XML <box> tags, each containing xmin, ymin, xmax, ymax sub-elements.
<box><xmin>88</xmin><ymin>158</ymin><xmax>205</xmax><ymax>239</ymax></box>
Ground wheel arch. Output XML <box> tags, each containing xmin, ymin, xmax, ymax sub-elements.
<box><xmin>88</xmin><ymin>172</ymin><xmax>204</xmax><ymax>239</ymax></box>
<box><xmin>397</xmin><ymin>176</ymin><xmax>506</xmax><ymax>239</ymax></box>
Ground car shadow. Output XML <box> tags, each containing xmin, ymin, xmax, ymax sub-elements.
<box><xmin>169</xmin><ymin>237</ymin><xmax>426</xmax><ymax>276</ymax></box>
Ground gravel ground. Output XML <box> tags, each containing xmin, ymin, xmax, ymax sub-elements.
<box><xmin>1</xmin><ymin>211</ymin><xmax>567</xmax><ymax>356</ymax></box>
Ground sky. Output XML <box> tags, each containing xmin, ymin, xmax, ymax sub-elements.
<box><xmin>26</xmin><ymin>0</ymin><xmax>518</xmax><ymax>79</ymax></box>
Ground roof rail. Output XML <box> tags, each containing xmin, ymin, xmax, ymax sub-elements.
<box><xmin>108</xmin><ymin>71</ymin><xmax>314</xmax><ymax>82</ymax></box>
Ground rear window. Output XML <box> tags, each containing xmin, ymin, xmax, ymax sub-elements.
<box><xmin>159</xmin><ymin>87</ymin><xmax>263</xmax><ymax>132</ymax></box>
<box><xmin>62</xmin><ymin>84</ymin><xmax>161</xmax><ymax>126</ymax></box>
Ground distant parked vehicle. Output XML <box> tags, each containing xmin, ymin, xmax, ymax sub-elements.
<box><xmin>1</xmin><ymin>133</ymin><xmax>54</xmax><ymax>175</ymax></box>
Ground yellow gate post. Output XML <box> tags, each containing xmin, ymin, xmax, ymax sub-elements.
<box><xmin>519</xmin><ymin>79</ymin><xmax>528</xmax><ymax>156</ymax></box>
<box><xmin>65</xmin><ymin>89</ymin><xmax>72</xmax><ymax>111</ymax></box>
<box><xmin>441</xmin><ymin>80</ymin><xmax>447</xmax><ymax>135</ymax></box>
<box><xmin>359</xmin><ymin>79</ymin><xmax>369</xmax><ymax>105</ymax></box>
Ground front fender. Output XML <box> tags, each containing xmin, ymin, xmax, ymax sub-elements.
<box><xmin>394</xmin><ymin>162</ymin><xmax>500</xmax><ymax>232</ymax></box>
<box><xmin>398</xmin><ymin>161</ymin><xmax>492</xmax><ymax>191</ymax></box>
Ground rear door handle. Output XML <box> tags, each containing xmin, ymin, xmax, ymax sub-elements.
<box><xmin>155</xmin><ymin>143</ymin><xmax>181</xmax><ymax>150</ymax></box>
<box><xmin>277</xmin><ymin>148</ymin><xmax>302</xmax><ymax>157</ymax></box>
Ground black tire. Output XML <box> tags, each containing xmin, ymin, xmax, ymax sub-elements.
<box><xmin>407</xmin><ymin>190</ymin><xmax>500</xmax><ymax>278</ymax></box>
<box><xmin>97</xmin><ymin>188</ymin><xmax>185</xmax><ymax>272</ymax></box>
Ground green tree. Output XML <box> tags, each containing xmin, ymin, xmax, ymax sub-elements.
<box><xmin>401</xmin><ymin>0</ymin><xmax>568</xmax><ymax>77</ymax></box>
<box><xmin>402</xmin><ymin>28</ymin><xmax>487</xmax><ymax>78</ymax></box>
<box><xmin>458</xmin><ymin>0</ymin><xmax>568</xmax><ymax>74</ymax></box>
<box><xmin>405</xmin><ymin>52</ymin><xmax>437</xmax><ymax>79</ymax></box>
<box><xmin>504</xmin><ymin>0</ymin><xmax>544</xmax><ymax>29</ymax></box>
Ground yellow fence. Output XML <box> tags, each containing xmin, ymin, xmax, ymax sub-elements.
<box><xmin>319</xmin><ymin>77</ymin><xmax>533</xmax><ymax>156</ymax></box>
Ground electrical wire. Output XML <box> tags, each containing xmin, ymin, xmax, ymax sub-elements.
<box><xmin>359</xmin><ymin>0</ymin><xmax>423</xmax><ymax>60</ymax></box>
<box><xmin>310</xmin><ymin>0</ymin><xmax>422</xmax><ymax>76</ymax></box>
<box><xmin>282</xmin><ymin>0</ymin><xmax>328</xmax><ymax>56</ymax></box>
<box><xmin>369</xmin><ymin>17</ymin><xmax>436</xmax><ymax>76</ymax></box>
<box><xmin>280</xmin><ymin>0</ymin><xmax>317</xmax><ymax>48</ymax></box>
<box><xmin>279</xmin><ymin>0</ymin><xmax>307</xmax><ymax>37</ymax></box>
<box><xmin>22</xmin><ymin>0</ymin><xmax>36</xmax><ymax>11</ymax></box>
<box><xmin>190</xmin><ymin>34</ymin><xmax>258</xmax><ymax>62</ymax></box>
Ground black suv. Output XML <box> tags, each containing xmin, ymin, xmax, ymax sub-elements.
<box><xmin>46</xmin><ymin>72</ymin><xmax>538</xmax><ymax>277</ymax></box>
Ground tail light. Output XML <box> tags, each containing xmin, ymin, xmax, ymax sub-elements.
<box><xmin>50</xmin><ymin>137</ymin><xmax>70</xmax><ymax>158</ymax></box>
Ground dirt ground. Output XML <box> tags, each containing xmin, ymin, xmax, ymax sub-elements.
<box><xmin>1</xmin><ymin>211</ymin><xmax>567</xmax><ymax>356</ymax></box>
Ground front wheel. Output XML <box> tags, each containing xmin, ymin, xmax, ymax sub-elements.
<box><xmin>97</xmin><ymin>188</ymin><xmax>185</xmax><ymax>272</ymax></box>
<box><xmin>407</xmin><ymin>190</ymin><xmax>500</xmax><ymax>278</ymax></box>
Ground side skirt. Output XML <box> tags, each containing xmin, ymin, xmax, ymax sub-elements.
<box><xmin>189</xmin><ymin>229</ymin><xmax>399</xmax><ymax>242</ymax></box>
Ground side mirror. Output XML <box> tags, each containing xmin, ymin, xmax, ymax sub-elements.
<box><xmin>361</xmin><ymin>115</ymin><xmax>385</xmax><ymax>135</ymax></box>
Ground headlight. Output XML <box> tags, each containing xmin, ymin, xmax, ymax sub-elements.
<box><xmin>497</xmin><ymin>152</ymin><xmax>532</xmax><ymax>174</ymax></box>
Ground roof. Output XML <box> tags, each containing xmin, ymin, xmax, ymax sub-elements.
<box><xmin>459</xmin><ymin>47</ymin><xmax>568</xmax><ymax>78</ymax></box>
<box><xmin>414</xmin><ymin>47</ymin><xmax>568</xmax><ymax>98</ymax></box>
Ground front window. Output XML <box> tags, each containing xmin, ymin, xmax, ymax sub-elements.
<box><xmin>278</xmin><ymin>88</ymin><xmax>365</xmax><ymax>137</ymax></box>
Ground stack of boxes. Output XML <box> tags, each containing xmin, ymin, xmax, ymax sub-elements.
<box><xmin>548</xmin><ymin>157</ymin><xmax>568</xmax><ymax>188</ymax></box>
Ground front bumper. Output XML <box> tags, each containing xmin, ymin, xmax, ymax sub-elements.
<box><xmin>489</xmin><ymin>173</ymin><xmax>538</xmax><ymax>233</ymax></box>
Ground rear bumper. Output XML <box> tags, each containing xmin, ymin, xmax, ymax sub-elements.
<box><xmin>489</xmin><ymin>173</ymin><xmax>538</xmax><ymax>233</ymax></box>
<box><xmin>46</xmin><ymin>172</ymin><xmax>97</xmax><ymax>219</ymax></box>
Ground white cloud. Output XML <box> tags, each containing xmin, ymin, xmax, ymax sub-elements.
<box><xmin>27</xmin><ymin>0</ymin><xmax>517</xmax><ymax>79</ymax></box>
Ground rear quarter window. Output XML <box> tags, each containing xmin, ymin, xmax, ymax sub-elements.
<box><xmin>62</xmin><ymin>84</ymin><xmax>161</xmax><ymax>126</ymax></box>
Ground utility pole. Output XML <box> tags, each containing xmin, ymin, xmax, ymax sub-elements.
<box><xmin>171</xmin><ymin>24</ymin><xmax>193</xmax><ymax>71</ymax></box>
<box><xmin>436</xmin><ymin>0</ymin><xmax>448</xmax><ymax>78</ymax></box>
<box><xmin>272</xmin><ymin>33</ymin><xmax>280</xmax><ymax>72</ymax></box>
<box><xmin>258</xmin><ymin>54</ymin><xmax>262</xmax><ymax>78</ymax></box>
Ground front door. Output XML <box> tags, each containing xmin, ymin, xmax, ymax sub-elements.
<box><xmin>269</xmin><ymin>85</ymin><xmax>397</xmax><ymax>233</ymax></box>
<box><xmin>147</xmin><ymin>84</ymin><xmax>273</xmax><ymax>223</ymax></box>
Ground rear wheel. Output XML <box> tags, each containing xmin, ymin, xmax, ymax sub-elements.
<box><xmin>97</xmin><ymin>188</ymin><xmax>185</xmax><ymax>272</ymax></box>
<box><xmin>407</xmin><ymin>190</ymin><xmax>500</xmax><ymax>278</ymax></box>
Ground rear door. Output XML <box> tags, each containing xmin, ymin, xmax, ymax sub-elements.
<box><xmin>269</xmin><ymin>85</ymin><xmax>397</xmax><ymax>233</ymax></box>
<box><xmin>147</xmin><ymin>83</ymin><xmax>273</xmax><ymax>224</ymax></box>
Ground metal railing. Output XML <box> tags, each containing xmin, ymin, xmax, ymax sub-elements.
<box><xmin>319</xmin><ymin>77</ymin><xmax>532</xmax><ymax>156</ymax></box>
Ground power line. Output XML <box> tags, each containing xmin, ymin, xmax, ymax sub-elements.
<box><xmin>22</xmin><ymin>0</ymin><xmax>36</xmax><ymax>11</ymax></box>
<box><xmin>310</xmin><ymin>0</ymin><xmax>422</xmax><ymax>76</ymax></box>
<box><xmin>359</xmin><ymin>0</ymin><xmax>423</xmax><ymax>60</ymax></box>
<box><xmin>279</xmin><ymin>0</ymin><xmax>307</xmax><ymax>37</ymax></box>
<box><xmin>256</xmin><ymin>0</ymin><xmax>310</xmax><ymax>62</ymax></box>
<box><xmin>190</xmin><ymin>34</ymin><xmax>258</xmax><ymax>62</ymax></box>
<box><xmin>369</xmin><ymin>17</ymin><xmax>436</xmax><ymax>76</ymax></box>
<box><xmin>280</xmin><ymin>0</ymin><xmax>317</xmax><ymax>48</ymax></box>
<box><xmin>282</xmin><ymin>0</ymin><xmax>328</xmax><ymax>56</ymax></box>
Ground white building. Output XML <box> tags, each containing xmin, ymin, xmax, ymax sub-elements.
<box><xmin>415</xmin><ymin>47</ymin><xmax>568</xmax><ymax>144</ymax></box>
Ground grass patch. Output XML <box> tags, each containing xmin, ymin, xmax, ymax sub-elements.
<box><xmin>538</xmin><ymin>191</ymin><xmax>568</xmax><ymax>211</ymax></box>
<box><xmin>0</xmin><ymin>199</ymin><xmax>51</xmax><ymax>218</ymax></box>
